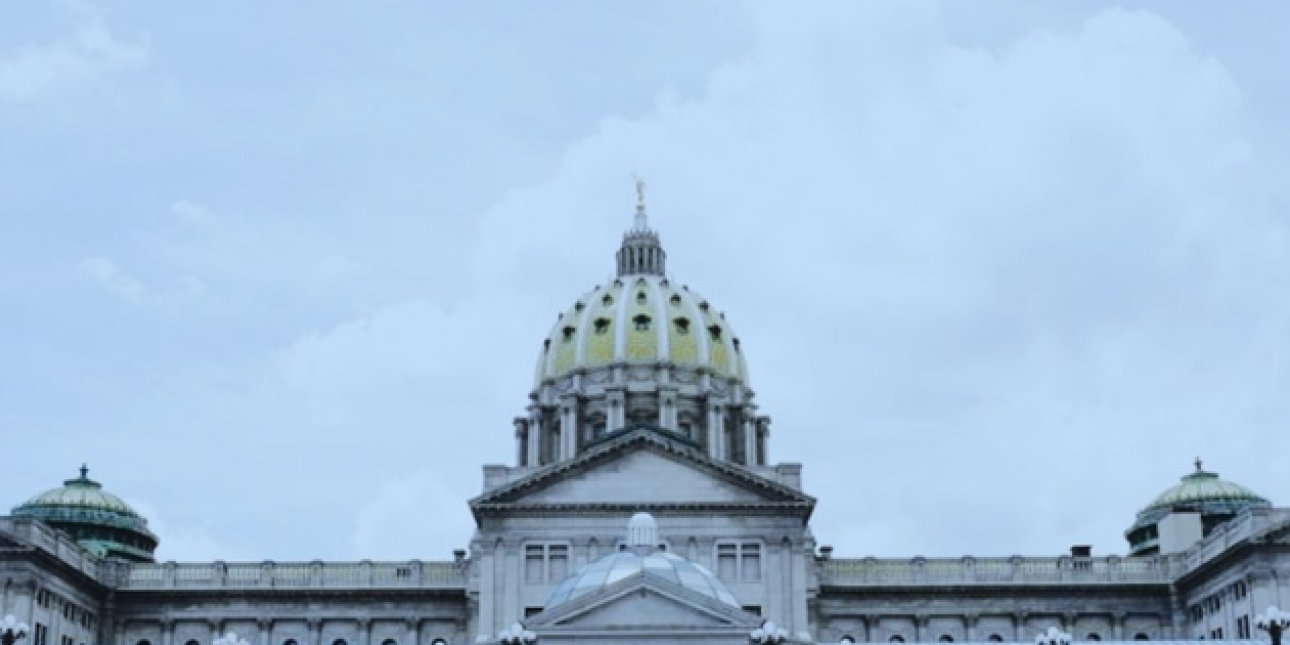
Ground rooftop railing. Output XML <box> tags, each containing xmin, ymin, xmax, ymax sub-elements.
<box><xmin>110</xmin><ymin>559</ymin><xmax>468</xmax><ymax>591</ymax></box>
<box><xmin>0</xmin><ymin>517</ymin><xmax>108</xmax><ymax>581</ymax></box>
<box><xmin>818</xmin><ymin>554</ymin><xmax>1181</xmax><ymax>587</ymax></box>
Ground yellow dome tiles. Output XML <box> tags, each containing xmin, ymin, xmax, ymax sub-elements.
<box><xmin>534</xmin><ymin>274</ymin><xmax>749</xmax><ymax>387</ymax></box>
<box><xmin>625</xmin><ymin>279</ymin><xmax>658</xmax><ymax>361</ymax></box>
<box><xmin>584</xmin><ymin>284</ymin><xmax>620</xmax><ymax>366</ymax></box>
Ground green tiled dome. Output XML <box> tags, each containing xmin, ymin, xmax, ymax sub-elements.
<box><xmin>1125</xmin><ymin>460</ymin><xmax>1270</xmax><ymax>556</ymax></box>
<box><xmin>11</xmin><ymin>465</ymin><xmax>159</xmax><ymax>562</ymax></box>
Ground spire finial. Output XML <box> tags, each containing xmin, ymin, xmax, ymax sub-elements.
<box><xmin>1194</xmin><ymin>456</ymin><xmax>1203</xmax><ymax>472</ymax></box>
<box><xmin>79</xmin><ymin>463</ymin><xmax>89</xmax><ymax>479</ymax></box>
<box><xmin>632</xmin><ymin>176</ymin><xmax>649</xmax><ymax>232</ymax></box>
<box><xmin>635</xmin><ymin>177</ymin><xmax>647</xmax><ymax>211</ymax></box>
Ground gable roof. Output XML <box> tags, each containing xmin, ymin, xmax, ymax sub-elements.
<box><xmin>526</xmin><ymin>565</ymin><xmax>762</xmax><ymax>633</ymax></box>
<box><xmin>469</xmin><ymin>424</ymin><xmax>815</xmax><ymax>522</ymax></box>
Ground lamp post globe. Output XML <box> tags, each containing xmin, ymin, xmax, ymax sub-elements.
<box><xmin>1257</xmin><ymin>606</ymin><xmax>1290</xmax><ymax>645</ymax></box>
<box><xmin>498</xmin><ymin>622</ymin><xmax>536</xmax><ymax>645</ymax></box>
<box><xmin>1035</xmin><ymin>626</ymin><xmax>1072</xmax><ymax>645</ymax></box>
<box><xmin>0</xmin><ymin>615</ymin><xmax>30</xmax><ymax>645</ymax></box>
<box><xmin>212</xmin><ymin>632</ymin><xmax>250</xmax><ymax>645</ymax></box>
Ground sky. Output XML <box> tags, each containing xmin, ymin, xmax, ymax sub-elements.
<box><xmin>2</xmin><ymin>0</ymin><xmax>1289</xmax><ymax>564</ymax></box>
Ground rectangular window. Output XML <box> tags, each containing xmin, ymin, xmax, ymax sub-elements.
<box><xmin>715</xmin><ymin>541</ymin><xmax>762</xmax><ymax>583</ymax></box>
<box><xmin>717</xmin><ymin>544</ymin><xmax>738</xmax><ymax>580</ymax></box>
<box><xmin>742</xmin><ymin>543</ymin><xmax>762</xmax><ymax>582</ymax></box>
<box><xmin>1237</xmin><ymin>616</ymin><xmax>1250</xmax><ymax>639</ymax></box>
<box><xmin>525</xmin><ymin>545</ymin><xmax>545</xmax><ymax>583</ymax></box>
<box><xmin>549</xmin><ymin>544</ymin><xmax>569</xmax><ymax>581</ymax></box>
<box><xmin>525</xmin><ymin>542</ymin><xmax>572</xmax><ymax>584</ymax></box>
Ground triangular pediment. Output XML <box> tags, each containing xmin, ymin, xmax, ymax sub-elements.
<box><xmin>470</xmin><ymin>426</ymin><xmax>815</xmax><ymax>519</ymax></box>
<box><xmin>528</xmin><ymin>570</ymin><xmax>760</xmax><ymax>633</ymax></box>
<box><xmin>524</xmin><ymin>450</ymin><xmax>764</xmax><ymax>505</ymax></box>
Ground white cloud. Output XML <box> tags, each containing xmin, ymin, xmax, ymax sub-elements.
<box><xmin>80</xmin><ymin>255</ymin><xmax>146</xmax><ymax>302</ymax></box>
<box><xmin>127</xmin><ymin>498</ymin><xmax>248</xmax><ymax>562</ymax></box>
<box><xmin>0</xmin><ymin>5</ymin><xmax>149</xmax><ymax>100</ymax></box>
<box><xmin>350</xmin><ymin>469</ymin><xmax>474</xmax><ymax>561</ymax></box>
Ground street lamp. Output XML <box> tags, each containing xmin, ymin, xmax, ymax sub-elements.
<box><xmin>751</xmin><ymin>620</ymin><xmax>789</xmax><ymax>644</ymax></box>
<box><xmin>1257</xmin><ymin>606</ymin><xmax>1290</xmax><ymax>645</ymax></box>
<box><xmin>1</xmin><ymin>616</ymin><xmax>30</xmax><ymax>645</ymax></box>
<box><xmin>498</xmin><ymin>622</ymin><xmax>536</xmax><ymax>645</ymax></box>
<box><xmin>213</xmin><ymin>632</ymin><xmax>250</xmax><ymax>645</ymax></box>
<box><xmin>1035</xmin><ymin>626</ymin><xmax>1072</xmax><ymax>645</ymax></box>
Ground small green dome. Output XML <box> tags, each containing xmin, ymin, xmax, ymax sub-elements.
<box><xmin>1125</xmin><ymin>460</ymin><xmax>1270</xmax><ymax>556</ymax></box>
<box><xmin>11</xmin><ymin>465</ymin><xmax>159</xmax><ymax>562</ymax></box>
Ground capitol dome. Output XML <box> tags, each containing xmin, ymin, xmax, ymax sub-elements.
<box><xmin>533</xmin><ymin>274</ymin><xmax>748</xmax><ymax>386</ymax></box>
<box><xmin>513</xmin><ymin>185</ymin><xmax>770</xmax><ymax>470</ymax></box>
<box><xmin>544</xmin><ymin>513</ymin><xmax>740</xmax><ymax>611</ymax></box>
<box><xmin>11</xmin><ymin>465</ymin><xmax>159</xmax><ymax>562</ymax></box>
<box><xmin>1125</xmin><ymin>459</ymin><xmax>1270</xmax><ymax>556</ymax></box>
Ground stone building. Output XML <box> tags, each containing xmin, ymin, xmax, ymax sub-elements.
<box><xmin>3</xmin><ymin>192</ymin><xmax>1289</xmax><ymax>645</ymax></box>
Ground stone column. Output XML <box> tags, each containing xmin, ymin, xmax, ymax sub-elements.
<box><xmin>513</xmin><ymin>418</ymin><xmax>528</xmax><ymax>466</ymax></box>
<box><xmin>307</xmin><ymin>618</ymin><xmax>322</xmax><ymax>645</ymax></box>
<box><xmin>861</xmin><ymin>615</ymin><xmax>874</xmax><ymax>643</ymax></box>
<box><xmin>607</xmin><ymin>390</ymin><xmax>626</xmax><ymax>432</ymax></box>
<box><xmin>741</xmin><ymin>412</ymin><xmax>756</xmax><ymax>466</ymax></box>
<box><xmin>477</xmin><ymin>545</ymin><xmax>496</xmax><ymax>643</ymax></box>
<box><xmin>405</xmin><ymin>618</ymin><xmax>420</xmax><ymax>645</ymax></box>
<box><xmin>965</xmin><ymin>614</ymin><xmax>979</xmax><ymax>642</ymax></box>
<box><xmin>160</xmin><ymin>619</ymin><xmax>173</xmax><ymax>645</ymax></box>
<box><xmin>559</xmin><ymin>396</ymin><xmax>578</xmax><ymax>459</ymax></box>
<box><xmin>756</xmin><ymin>416</ymin><xmax>771</xmax><ymax>465</ymax></box>
<box><xmin>1113</xmin><ymin>612</ymin><xmax>1125</xmax><ymax>640</ymax></box>
<box><xmin>526</xmin><ymin>408</ymin><xmax>542</xmax><ymax>467</ymax></box>
<box><xmin>706</xmin><ymin>400</ymin><xmax>725</xmax><ymax>460</ymax></box>
<box><xmin>257</xmin><ymin>618</ymin><xmax>272</xmax><ymax>645</ymax></box>
<box><xmin>356</xmin><ymin>618</ymin><xmax>370</xmax><ymax>645</ymax></box>
<box><xmin>660</xmin><ymin>390</ymin><xmax>678</xmax><ymax>430</ymax></box>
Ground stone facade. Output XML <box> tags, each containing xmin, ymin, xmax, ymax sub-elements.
<box><xmin>4</xmin><ymin>204</ymin><xmax>1290</xmax><ymax>645</ymax></box>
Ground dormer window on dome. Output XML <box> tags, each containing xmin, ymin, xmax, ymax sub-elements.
<box><xmin>561</xmin><ymin>326</ymin><xmax>576</xmax><ymax>342</ymax></box>
<box><xmin>670</xmin><ymin>294</ymin><xmax>681</xmax><ymax>306</ymax></box>
<box><xmin>602</xmin><ymin>294</ymin><xmax>614</xmax><ymax>307</ymax></box>
<box><xmin>674</xmin><ymin>317</ymin><xmax>690</xmax><ymax>334</ymax></box>
<box><xmin>633</xmin><ymin>315</ymin><xmax>651</xmax><ymax>332</ymax></box>
<box><xmin>708</xmin><ymin>325</ymin><xmax>722</xmax><ymax>341</ymax></box>
<box><xmin>594</xmin><ymin>318</ymin><xmax>610</xmax><ymax>335</ymax></box>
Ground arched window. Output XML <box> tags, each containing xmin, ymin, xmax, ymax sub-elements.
<box><xmin>381</xmin><ymin>640</ymin><xmax>398</xmax><ymax>645</ymax></box>
<box><xmin>431</xmin><ymin>640</ymin><xmax>448</xmax><ymax>645</ymax></box>
<box><xmin>939</xmin><ymin>636</ymin><xmax>955</xmax><ymax>643</ymax></box>
<box><xmin>889</xmin><ymin>636</ymin><xmax>906</xmax><ymax>643</ymax></box>
<box><xmin>1086</xmin><ymin>634</ymin><xmax>1102</xmax><ymax>641</ymax></box>
<box><xmin>988</xmin><ymin>635</ymin><xmax>1004</xmax><ymax>643</ymax></box>
<box><xmin>333</xmin><ymin>640</ymin><xmax>349</xmax><ymax>645</ymax></box>
<box><xmin>185</xmin><ymin>641</ymin><xmax>199</xmax><ymax>645</ymax></box>
<box><xmin>1133</xmin><ymin>634</ymin><xmax>1150</xmax><ymax>641</ymax></box>
<box><xmin>284</xmin><ymin>640</ymin><xmax>299</xmax><ymax>645</ymax></box>
<box><xmin>841</xmin><ymin>637</ymin><xmax>856</xmax><ymax>644</ymax></box>
<box><xmin>137</xmin><ymin>641</ymin><xmax>152</xmax><ymax>645</ymax></box>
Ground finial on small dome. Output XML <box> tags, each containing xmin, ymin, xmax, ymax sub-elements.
<box><xmin>1195</xmin><ymin>456</ymin><xmax>1203</xmax><ymax>472</ymax></box>
<box><xmin>79</xmin><ymin>463</ymin><xmax>89</xmax><ymax>479</ymax></box>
